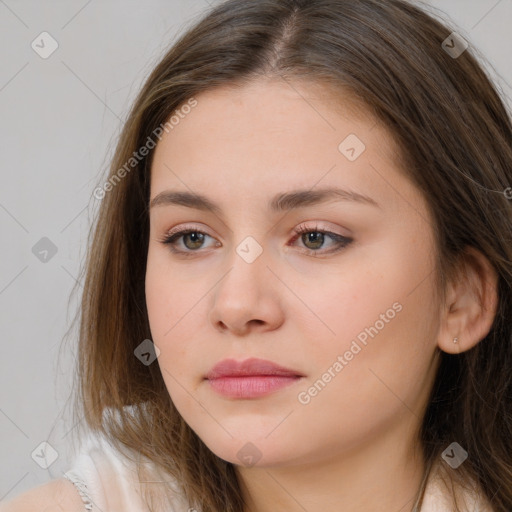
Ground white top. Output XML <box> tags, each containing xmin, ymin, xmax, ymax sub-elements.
<box><xmin>62</xmin><ymin>433</ymin><xmax>494</xmax><ymax>512</ymax></box>
<box><xmin>62</xmin><ymin>433</ymin><xmax>190</xmax><ymax>512</ymax></box>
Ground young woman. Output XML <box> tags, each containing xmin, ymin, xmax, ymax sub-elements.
<box><xmin>4</xmin><ymin>0</ymin><xmax>511</xmax><ymax>511</ymax></box>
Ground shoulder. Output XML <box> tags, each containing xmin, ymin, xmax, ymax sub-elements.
<box><xmin>2</xmin><ymin>427</ymin><xmax>189</xmax><ymax>512</ymax></box>
<box><xmin>0</xmin><ymin>432</ymin><xmax>147</xmax><ymax>512</ymax></box>
<box><xmin>0</xmin><ymin>478</ymin><xmax>85</xmax><ymax>512</ymax></box>
<box><xmin>422</xmin><ymin>462</ymin><xmax>495</xmax><ymax>512</ymax></box>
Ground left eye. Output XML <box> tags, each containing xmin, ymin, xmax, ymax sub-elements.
<box><xmin>159</xmin><ymin>225</ymin><xmax>353</xmax><ymax>256</ymax></box>
<box><xmin>291</xmin><ymin>225</ymin><xmax>352</xmax><ymax>254</ymax></box>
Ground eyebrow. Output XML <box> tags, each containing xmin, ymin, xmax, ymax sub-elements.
<box><xmin>149</xmin><ymin>187</ymin><xmax>381</xmax><ymax>214</ymax></box>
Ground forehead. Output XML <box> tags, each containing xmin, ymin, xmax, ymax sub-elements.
<box><xmin>157</xmin><ymin>78</ymin><xmax>383</xmax><ymax>150</ymax></box>
<box><xmin>149</xmin><ymin>78</ymin><xmax>412</xmax><ymax>212</ymax></box>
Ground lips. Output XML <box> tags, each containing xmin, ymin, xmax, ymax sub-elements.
<box><xmin>205</xmin><ymin>357</ymin><xmax>303</xmax><ymax>380</ymax></box>
<box><xmin>205</xmin><ymin>357</ymin><xmax>304</xmax><ymax>399</ymax></box>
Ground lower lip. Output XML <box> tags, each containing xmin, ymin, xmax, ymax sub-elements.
<box><xmin>207</xmin><ymin>375</ymin><xmax>302</xmax><ymax>398</ymax></box>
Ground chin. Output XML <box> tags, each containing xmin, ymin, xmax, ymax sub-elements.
<box><xmin>195</xmin><ymin>430</ymin><xmax>301</xmax><ymax>469</ymax></box>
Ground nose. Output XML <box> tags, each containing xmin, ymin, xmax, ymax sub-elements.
<box><xmin>208</xmin><ymin>240</ymin><xmax>285</xmax><ymax>336</ymax></box>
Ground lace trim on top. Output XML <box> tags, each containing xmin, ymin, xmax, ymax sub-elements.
<box><xmin>63</xmin><ymin>471</ymin><xmax>94</xmax><ymax>511</ymax></box>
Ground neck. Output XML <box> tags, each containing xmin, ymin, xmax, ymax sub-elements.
<box><xmin>236</xmin><ymin>415</ymin><xmax>426</xmax><ymax>512</ymax></box>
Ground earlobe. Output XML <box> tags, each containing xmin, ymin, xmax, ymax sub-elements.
<box><xmin>437</xmin><ymin>246</ymin><xmax>498</xmax><ymax>355</ymax></box>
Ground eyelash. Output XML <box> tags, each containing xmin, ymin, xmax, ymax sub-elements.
<box><xmin>158</xmin><ymin>223</ymin><xmax>353</xmax><ymax>257</ymax></box>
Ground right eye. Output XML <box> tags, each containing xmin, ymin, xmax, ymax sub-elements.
<box><xmin>159</xmin><ymin>227</ymin><xmax>220</xmax><ymax>254</ymax></box>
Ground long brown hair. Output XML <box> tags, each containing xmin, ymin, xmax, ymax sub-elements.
<box><xmin>68</xmin><ymin>0</ymin><xmax>512</xmax><ymax>510</ymax></box>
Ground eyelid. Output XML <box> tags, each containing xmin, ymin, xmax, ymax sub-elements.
<box><xmin>165</xmin><ymin>222</ymin><xmax>213</xmax><ymax>238</ymax></box>
<box><xmin>293</xmin><ymin>221</ymin><xmax>350</xmax><ymax>237</ymax></box>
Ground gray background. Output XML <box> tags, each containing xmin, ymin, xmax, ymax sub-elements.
<box><xmin>1</xmin><ymin>0</ymin><xmax>511</xmax><ymax>501</ymax></box>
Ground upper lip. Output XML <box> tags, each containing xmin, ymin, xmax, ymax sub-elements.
<box><xmin>205</xmin><ymin>357</ymin><xmax>304</xmax><ymax>379</ymax></box>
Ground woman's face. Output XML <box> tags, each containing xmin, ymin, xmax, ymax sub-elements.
<box><xmin>145</xmin><ymin>78</ymin><xmax>441</xmax><ymax>469</ymax></box>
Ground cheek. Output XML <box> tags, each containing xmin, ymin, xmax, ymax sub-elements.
<box><xmin>145</xmin><ymin>251</ymin><xmax>212</xmax><ymax>394</ymax></box>
<box><xmin>145</xmin><ymin>260</ymin><xmax>172</xmax><ymax>340</ymax></box>
<box><xmin>301</xmin><ymin>233</ymin><xmax>438</xmax><ymax>382</ymax></box>
<box><xmin>145</xmin><ymin>255</ymin><xmax>186</xmax><ymax>370</ymax></box>
<box><xmin>145</xmin><ymin>247</ymin><xmax>197</xmax><ymax>338</ymax></box>
<box><xmin>286</xmin><ymin>249</ymin><xmax>402</xmax><ymax>355</ymax></box>
<box><xmin>145</xmin><ymin>271</ymin><xmax>197</xmax><ymax>414</ymax></box>
<box><xmin>292</xmin><ymin>280</ymin><xmax>437</xmax><ymax>448</ymax></box>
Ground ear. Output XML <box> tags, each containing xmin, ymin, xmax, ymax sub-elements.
<box><xmin>437</xmin><ymin>246</ymin><xmax>499</xmax><ymax>355</ymax></box>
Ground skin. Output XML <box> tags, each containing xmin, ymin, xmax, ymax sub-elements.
<box><xmin>145</xmin><ymin>78</ymin><xmax>498</xmax><ymax>512</ymax></box>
